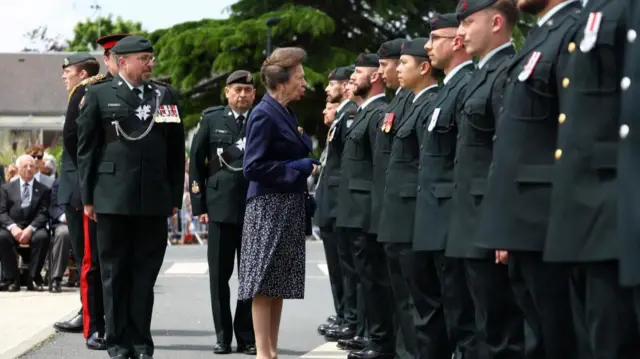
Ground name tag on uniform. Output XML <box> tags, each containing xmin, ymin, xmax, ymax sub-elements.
<box><xmin>154</xmin><ymin>105</ymin><xmax>181</xmax><ymax>123</ymax></box>
<box><xmin>518</xmin><ymin>51</ymin><xmax>542</xmax><ymax>82</ymax></box>
<box><xmin>580</xmin><ymin>12</ymin><xmax>603</xmax><ymax>53</ymax></box>
<box><xmin>428</xmin><ymin>108</ymin><xmax>441</xmax><ymax>132</ymax></box>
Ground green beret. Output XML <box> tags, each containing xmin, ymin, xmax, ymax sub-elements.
<box><xmin>354</xmin><ymin>53</ymin><xmax>379</xmax><ymax>68</ymax></box>
<box><xmin>456</xmin><ymin>0</ymin><xmax>499</xmax><ymax>21</ymax></box>
<box><xmin>430</xmin><ymin>13</ymin><xmax>460</xmax><ymax>30</ymax></box>
<box><xmin>111</xmin><ymin>35</ymin><xmax>153</xmax><ymax>55</ymax></box>
<box><xmin>226</xmin><ymin>70</ymin><xmax>254</xmax><ymax>85</ymax></box>
<box><xmin>62</xmin><ymin>53</ymin><xmax>96</xmax><ymax>69</ymax></box>
<box><xmin>400</xmin><ymin>38</ymin><xmax>429</xmax><ymax>58</ymax></box>
<box><xmin>377</xmin><ymin>39</ymin><xmax>406</xmax><ymax>59</ymax></box>
<box><xmin>328</xmin><ymin>66</ymin><xmax>354</xmax><ymax>81</ymax></box>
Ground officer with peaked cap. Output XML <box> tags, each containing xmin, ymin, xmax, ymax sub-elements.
<box><xmin>76</xmin><ymin>35</ymin><xmax>185</xmax><ymax>359</ymax></box>
<box><xmin>317</xmin><ymin>66</ymin><xmax>359</xmax><ymax>341</ymax></box>
<box><xmin>189</xmin><ymin>70</ymin><xmax>257</xmax><ymax>355</ymax></box>
<box><xmin>447</xmin><ymin>0</ymin><xmax>525</xmax><ymax>358</ymax></box>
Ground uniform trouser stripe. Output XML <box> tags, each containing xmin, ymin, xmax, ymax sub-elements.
<box><xmin>81</xmin><ymin>214</ymin><xmax>92</xmax><ymax>339</ymax></box>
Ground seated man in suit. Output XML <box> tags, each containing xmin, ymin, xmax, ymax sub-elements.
<box><xmin>0</xmin><ymin>154</ymin><xmax>51</xmax><ymax>291</ymax></box>
<box><xmin>48</xmin><ymin>179</ymin><xmax>70</xmax><ymax>292</ymax></box>
<box><xmin>11</xmin><ymin>145</ymin><xmax>55</xmax><ymax>188</ymax></box>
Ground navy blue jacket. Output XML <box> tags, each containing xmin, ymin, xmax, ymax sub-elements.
<box><xmin>243</xmin><ymin>93</ymin><xmax>313</xmax><ymax>200</ymax></box>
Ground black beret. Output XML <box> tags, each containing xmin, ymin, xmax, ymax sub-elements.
<box><xmin>400</xmin><ymin>38</ymin><xmax>429</xmax><ymax>58</ymax></box>
<box><xmin>456</xmin><ymin>0</ymin><xmax>498</xmax><ymax>21</ymax></box>
<box><xmin>111</xmin><ymin>35</ymin><xmax>153</xmax><ymax>55</ymax></box>
<box><xmin>226</xmin><ymin>70</ymin><xmax>254</xmax><ymax>85</ymax></box>
<box><xmin>430</xmin><ymin>13</ymin><xmax>460</xmax><ymax>30</ymax></box>
<box><xmin>96</xmin><ymin>34</ymin><xmax>132</xmax><ymax>52</ymax></box>
<box><xmin>328</xmin><ymin>66</ymin><xmax>354</xmax><ymax>81</ymax></box>
<box><xmin>354</xmin><ymin>53</ymin><xmax>379</xmax><ymax>68</ymax></box>
<box><xmin>62</xmin><ymin>53</ymin><xmax>96</xmax><ymax>69</ymax></box>
<box><xmin>377</xmin><ymin>39</ymin><xmax>406</xmax><ymax>59</ymax></box>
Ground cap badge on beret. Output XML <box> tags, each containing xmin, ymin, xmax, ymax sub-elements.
<box><xmin>246</xmin><ymin>73</ymin><xmax>252</xmax><ymax>82</ymax></box>
<box><xmin>63</xmin><ymin>58</ymin><xmax>69</xmax><ymax>66</ymax></box>
<box><xmin>460</xmin><ymin>0</ymin><xmax>469</xmax><ymax>11</ymax></box>
<box><xmin>401</xmin><ymin>42</ymin><xmax>407</xmax><ymax>51</ymax></box>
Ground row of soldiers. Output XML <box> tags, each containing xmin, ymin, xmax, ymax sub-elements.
<box><xmin>313</xmin><ymin>0</ymin><xmax>640</xmax><ymax>359</ymax></box>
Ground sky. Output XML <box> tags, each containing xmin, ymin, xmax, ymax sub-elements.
<box><xmin>0</xmin><ymin>0</ymin><xmax>235</xmax><ymax>52</ymax></box>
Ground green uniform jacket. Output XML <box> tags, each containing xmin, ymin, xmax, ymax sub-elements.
<box><xmin>445</xmin><ymin>45</ymin><xmax>515</xmax><ymax>259</ymax></box>
<box><xmin>619</xmin><ymin>0</ymin><xmax>640</xmax><ymax>286</ymax></box>
<box><xmin>189</xmin><ymin>106</ymin><xmax>249</xmax><ymax>224</ymax></box>
<box><xmin>413</xmin><ymin>64</ymin><xmax>475</xmax><ymax>251</ymax></box>
<box><xmin>314</xmin><ymin>101</ymin><xmax>358</xmax><ymax>227</ymax></box>
<box><xmin>370</xmin><ymin>89</ymin><xmax>414</xmax><ymax>235</ymax></box>
<box><xmin>335</xmin><ymin>95</ymin><xmax>388</xmax><ymax>231</ymax></box>
<box><xmin>76</xmin><ymin>75</ymin><xmax>185</xmax><ymax>216</ymax></box>
<box><xmin>543</xmin><ymin>0</ymin><xmax>626</xmax><ymax>262</ymax></box>
<box><xmin>377</xmin><ymin>86</ymin><xmax>438</xmax><ymax>244</ymax></box>
<box><xmin>477</xmin><ymin>2</ymin><xmax>582</xmax><ymax>252</ymax></box>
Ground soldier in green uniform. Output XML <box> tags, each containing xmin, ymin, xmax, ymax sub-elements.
<box><xmin>619</xmin><ymin>0</ymin><xmax>640</xmax><ymax>330</ymax></box>
<box><xmin>366</xmin><ymin>38</ymin><xmax>417</xmax><ymax>359</ymax></box>
<box><xmin>378</xmin><ymin>37</ymin><xmax>445</xmax><ymax>359</ymax></box>
<box><xmin>539</xmin><ymin>1</ymin><xmax>640</xmax><ymax>357</ymax></box>
<box><xmin>337</xmin><ymin>53</ymin><xmax>394</xmax><ymax>359</ymax></box>
<box><xmin>76</xmin><ymin>35</ymin><xmax>185</xmax><ymax>359</ymax></box>
<box><xmin>410</xmin><ymin>13</ymin><xmax>478</xmax><ymax>359</ymax></box>
<box><xmin>447</xmin><ymin>1</ymin><xmax>525</xmax><ymax>358</ymax></box>
<box><xmin>189</xmin><ymin>70</ymin><xmax>257</xmax><ymax>355</ymax></box>
<box><xmin>316</xmin><ymin>66</ymin><xmax>359</xmax><ymax>341</ymax></box>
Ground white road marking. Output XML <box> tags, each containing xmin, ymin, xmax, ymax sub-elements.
<box><xmin>301</xmin><ymin>341</ymin><xmax>348</xmax><ymax>359</ymax></box>
<box><xmin>317</xmin><ymin>263</ymin><xmax>329</xmax><ymax>276</ymax></box>
<box><xmin>164</xmin><ymin>262</ymin><xmax>209</xmax><ymax>275</ymax></box>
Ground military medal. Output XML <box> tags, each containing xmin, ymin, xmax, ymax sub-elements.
<box><xmin>381</xmin><ymin>113</ymin><xmax>395</xmax><ymax>133</ymax></box>
<box><xmin>428</xmin><ymin>108</ymin><xmax>441</xmax><ymax>132</ymax></box>
<box><xmin>518</xmin><ymin>51</ymin><xmax>542</xmax><ymax>82</ymax></box>
<box><xmin>154</xmin><ymin>105</ymin><xmax>181</xmax><ymax>123</ymax></box>
<box><xmin>580</xmin><ymin>12</ymin><xmax>603</xmax><ymax>53</ymax></box>
<box><xmin>191</xmin><ymin>181</ymin><xmax>200</xmax><ymax>194</ymax></box>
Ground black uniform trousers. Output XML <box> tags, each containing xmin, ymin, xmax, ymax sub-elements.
<box><xmin>344</xmin><ymin>228</ymin><xmax>395</xmax><ymax>352</ymax></box>
<box><xmin>0</xmin><ymin>228</ymin><xmax>49</xmax><ymax>282</ymax></box>
<box><xmin>383</xmin><ymin>243</ymin><xmax>418</xmax><ymax>359</ymax></box>
<box><xmin>464</xmin><ymin>258</ymin><xmax>525</xmax><ymax>359</ymax></box>
<box><xmin>508</xmin><ymin>252</ymin><xmax>577</xmax><ymax>359</ymax></box>
<box><xmin>335</xmin><ymin>227</ymin><xmax>360</xmax><ymax>334</ymax></box>
<box><xmin>320</xmin><ymin>220</ymin><xmax>345</xmax><ymax>324</ymax></box>
<box><xmin>570</xmin><ymin>262</ymin><xmax>640</xmax><ymax>359</ymax></box>
<box><xmin>207</xmin><ymin>221</ymin><xmax>254</xmax><ymax>346</ymax></box>
<box><xmin>634</xmin><ymin>287</ymin><xmax>640</xmax><ymax>334</ymax></box>
<box><xmin>403</xmin><ymin>250</ymin><xmax>454</xmax><ymax>359</ymax></box>
<box><xmin>97</xmin><ymin>214</ymin><xmax>168</xmax><ymax>358</ymax></box>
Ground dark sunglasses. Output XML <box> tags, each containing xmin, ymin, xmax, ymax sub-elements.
<box><xmin>31</xmin><ymin>154</ymin><xmax>43</xmax><ymax>160</ymax></box>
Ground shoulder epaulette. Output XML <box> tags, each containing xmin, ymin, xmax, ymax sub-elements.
<box><xmin>68</xmin><ymin>74</ymin><xmax>108</xmax><ymax>103</ymax></box>
<box><xmin>202</xmin><ymin>106</ymin><xmax>225</xmax><ymax>115</ymax></box>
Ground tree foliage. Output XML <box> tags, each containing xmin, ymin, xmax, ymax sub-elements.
<box><xmin>66</xmin><ymin>15</ymin><xmax>147</xmax><ymax>52</ymax></box>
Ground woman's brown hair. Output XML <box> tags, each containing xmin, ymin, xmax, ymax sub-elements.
<box><xmin>260</xmin><ymin>47</ymin><xmax>307</xmax><ymax>91</ymax></box>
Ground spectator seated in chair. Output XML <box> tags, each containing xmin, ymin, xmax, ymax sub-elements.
<box><xmin>48</xmin><ymin>179</ymin><xmax>71</xmax><ymax>293</ymax></box>
<box><xmin>0</xmin><ymin>154</ymin><xmax>51</xmax><ymax>292</ymax></box>
<box><xmin>10</xmin><ymin>145</ymin><xmax>55</xmax><ymax>188</ymax></box>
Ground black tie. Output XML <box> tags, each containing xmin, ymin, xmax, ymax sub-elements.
<box><xmin>236</xmin><ymin>115</ymin><xmax>245</xmax><ymax>128</ymax></box>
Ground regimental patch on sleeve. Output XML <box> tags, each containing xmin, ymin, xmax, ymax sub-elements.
<box><xmin>191</xmin><ymin>180</ymin><xmax>200</xmax><ymax>194</ymax></box>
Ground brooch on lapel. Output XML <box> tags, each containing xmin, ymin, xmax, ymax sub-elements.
<box><xmin>297</xmin><ymin>126</ymin><xmax>304</xmax><ymax>135</ymax></box>
<box><xmin>191</xmin><ymin>181</ymin><xmax>200</xmax><ymax>194</ymax></box>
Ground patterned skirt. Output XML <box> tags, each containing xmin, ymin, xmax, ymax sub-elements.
<box><xmin>238</xmin><ymin>192</ymin><xmax>306</xmax><ymax>300</ymax></box>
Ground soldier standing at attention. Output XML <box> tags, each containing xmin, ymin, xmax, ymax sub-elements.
<box><xmin>412</xmin><ymin>13</ymin><xmax>478</xmax><ymax>359</ymax></box>
<box><xmin>542</xmin><ymin>0</ymin><xmax>640</xmax><ymax>357</ymax></box>
<box><xmin>448</xmin><ymin>1</ymin><xmax>525</xmax><ymax>358</ymax></box>
<box><xmin>337</xmin><ymin>53</ymin><xmax>394</xmax><ymax>359</ymax></box>
<box><xmin>379</xmin><ymin>37</ymin><xmax>446</xmax><ymax>359</ymax></box>
<box><xmin>189</xmin><ymin>70</ymin><xmax>257</xmax><ymax>355</ymax></box>
<box><xmin>477</xmin><ymin>0</ymin><xmax>584</xmax><ymax>358</ymax></box>
<box><xmin>369</xmin><ymin>39</ymin><xmax>417</xmax><ymax>359</ymax></box>
<box><xmin>76</xmin><ymin>35</ymin><xmax>185</xmax><ymax>359</ymax></box>
<box><xmin>316</xmin><ymin>66</ymin><xmax>359</xmax><ymax>341</ymax></box>
<box><xmin>55</xmin><ymin>54</ymin><xmax>105</xmax><ymax>350</ymax></box>
<box><xmin>619</xmin><ymin>0</ymin><xmax>640</xmax><ymax>332</ymax></box>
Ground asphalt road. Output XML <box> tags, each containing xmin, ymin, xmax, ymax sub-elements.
<box><xmin>20</xmin><ymin>240</ymin><xmax>339</xmax><ymax>359</ymax></box>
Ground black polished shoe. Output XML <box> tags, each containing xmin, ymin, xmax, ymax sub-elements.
<box><xmin>318</xmin><ymin>322</ymin><xmax>340</xmax><ymax>335</ymax></box>
<box><xmin>337</xmin><ymin>336</ymin><xmax>367</xmax><ymax>351</ymax></box>
<box><xmin>136</xmin><ymin>355</ymin><xmax>153</xmax><ymax>359</ymax></box>
<box><xmin>53</xmin><ymin>313</ymin><xmax>83</xmax><ymax>333</ymax></box>
<box><xmin>26</xmin><ymin>280</ymin><xmax>43</xmax><ymax>292</ymax></box>
<box><xmin>7</xmin><ymin>280</ymin><xmax>19</xmax><ymax>292</ymax></box>
<box><xmin>237</xmin><ymin>344</ymin><xmax>257</xmax><ymax>355</ymax></box>
<box><xmin>326</xmin><ymin>315</ymin><xmax>337</xmax><ymax>324</ymax></box>
<box><xmin>49</xmin><ymin>278</ymin><xmax>62</xmax><ymax>293</ymax></box>
<box><xmin>347</xmin><ymin>349</ymin><xmax>394</xmax><ymax>359</ymax></box>
<box><xmin>324</xmin><ymin>326</ymin><xmax>355</xmax><ymax>342</ymax></box>
<box><xmin>86</xmin><ymin>332</ymin><xmax>106</xmax><ymax>350</ymax></box>
<box><xmin>213</xmin><ymin>343</ymin><xmax>232</xmax><ymax>354</ymax></box>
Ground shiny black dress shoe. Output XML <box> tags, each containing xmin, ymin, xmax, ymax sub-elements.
<box><xmin>7</xmin><ymin>280</ymin><xmax>20</xmax><ymax>292</ymax></box>
<box><xmin>135</xmin><ymin>355</ymin><xmax>153</xmax><ymax>359</ymax></box>
<box><xmin>26</xmin><ymin>280</ymin><xmax>43</xmax><ymax>292</ymax></box>
<box><xmin>49</xmin><ymin>278</ymin><xmax>62</xmax><ymax>293</ymax></box>
<box><xmin>53</xmin><ymin>313</ymin><xmax>83</xmax><ymax>333</ymax></box>
<box><xmin>318</xmin><ymin>322</ymin><xmax>339</xmax><ymax>335</ymax></box>
<box><xmin>326</xmin><ymin>315</ymin><xmax>337</xmax><ymax>324</ymax></box>
<box><xmin>337</xmin><ymin>336</ymin><xmax>367</xmax><ymax>351</ymax></box>
<box><xmin>237</xmin><ymin>344</ymin><xmax>257</xmax><ymax>355</ymax></box>
<box><xmin>347</xmin><ymin>349</ymin><xmax>394</xmax><ymax>359</ymax></box>
<box><xmin>213</xmin><ymin>343</ymin><xmax>232</xmax><ymax>354</ymax></box>
<box><xmin>86</xmin><ymin>332</ymin><xmax>106</xmax><ymax>350</ymax></box>
<box><xmin>324</xmin><ymin>326</ymin><xmax>355</xmax><ymax>342</ymax></box>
